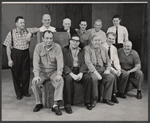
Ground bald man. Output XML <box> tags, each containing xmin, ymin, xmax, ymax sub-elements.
<box><xmin>39</xmin><ymin>14</ymin><xmax>56</xmax><ymax>32</ymax></box>
<box><xmin>118</xmin><ymin>41</ymin><xmax>143</xmax><ymax>99</ymax></box>
<box><xmin>56</xmin><ymin>18</ymin><xmax>77</xmax><ymax>37</ymax></box>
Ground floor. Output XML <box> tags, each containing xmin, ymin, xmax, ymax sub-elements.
<box><xmin>1</xmin><ymin>69</ymin><xmax>148</xmax><ymax>121</ymax></box>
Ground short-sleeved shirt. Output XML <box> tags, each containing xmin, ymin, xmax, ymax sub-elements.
<box><xmin>3</xmin><ymin>28</ymin><xmax>33</xmax><ymax>50</ymax></box>
<box><xmin>118</xmin><ymin>48</ymin><xmax>141</xmax><ymax>70</ymax></box>
<box><xmin>39</xmin><ymin>25</ymin><xmax>56</xmax><ymax>32</ymax></box>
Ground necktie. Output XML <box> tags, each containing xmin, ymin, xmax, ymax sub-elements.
<box><xmin>108</xmin><ymin>46</ymin><xmax>111</xmax><ymax>60</ymax></box>
<box><xmin>116</xmin><ymin>26</ymin><xmax>118</xmax><ymax>44</ymax></box>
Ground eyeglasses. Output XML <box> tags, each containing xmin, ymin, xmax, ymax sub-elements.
<box><xmin>70</xmin><ymin>39</ymin><xmax>80</xmax><ymax>43</ymax></box>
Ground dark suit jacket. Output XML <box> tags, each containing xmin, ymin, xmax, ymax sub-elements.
<box><xmin>56</xmin><ymin>28</ymin><xmax>77</xmax><ymax>37</ymax></box>
<box><xmin>62</xmin><ymin>45</ymin><xmax>88</xmax><ymax>74</ymax></box>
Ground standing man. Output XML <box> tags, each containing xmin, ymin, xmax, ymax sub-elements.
<box><xmin>3</xmin><ymin>16</ymin><xmax>39</xmax><ymax>100</ymax></box>
<box><xmin>63</xmin><ymin>34</ymin><xmax>93</xmax><ymax>114</ymax></box>
<box><xmin>56</xmin><ymin>18</ymin><xmax>77</xmax><ymax>38</ymax></box>
<box><xmin>31</xmin><ymin>30</ymin><xmax>64</xmax><ymax>115</ymax></box>
<box><xmin>118</xmin><ymin>41</ymin><xmax>143</xmax><ymax>99</ymax></box>
<box><xmin>75</xmin><ymin>19</ymin><xmax>88</xmax><ymax>48</ymax></box>
<box><xmin>84</xmin><ymin>34</ymin><xmax>115</xmax><ymax>106</ymax></box>
<box><xmin>107</xmin><ymin>15</ymin><xmax>129</xmax><ymax>49</ymax></box>
<box><xmin>37</xmin><ymin>14</ymin><xmax>56</xmax><ymax>44</ymax></box>
<box><xmin>102</xmin><ymin>32</ymin><xmax>129</xmax><ymax>101</ymax></box>
<box><xmin>81</xmin><ymin>19</ymin><xmax>106</xmax><ymax>46</ymax></box>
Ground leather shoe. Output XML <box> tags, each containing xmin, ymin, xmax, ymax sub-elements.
<box><xmin>103</xmin><ymin>99</ymin><xmax>114</xmax><ymax>106</ymax></box>
<box><xmin>137</xmin><ymin>92</ymin><xmax>142</xmax><ymax>99</ymax></box>
<box><xmin>111</xmin><ymin>95</ymin><xmax>119</xmax><ymax>103</ymax></box>
<box><xmin>23</xmin><ymin>93</ymin><xmax>31</xmax><ymax>97</ymax></box>
<box><xmin>52</xmin><ymin>106</ymin><xmax>62</xmax><ymax>115</ymax></box>
<box><xmin>91</xmin><ymin>100</ymin><xmax>97</xmax><ymax>107</ymax></box>
<box><xmin>33</xmin><ymin>104</ymin><xmax>43</xmax><ymax>112</ymax></box>
<box><xmin>117</xmin><ymin>92</ymin><xmax>127</xmax><ymax>99</ymax></box>
<box><xmin>85</xmin><ymin>104</ymin><xmax>92</xmax><ymax>110</ymax></box>
<box><xmin>17</xmin><ymin>95</ymin><xmax>22</xmax><ymax>100</ymax></box>
<box><xmin>65</xmin><ymin>107</ymin><xmax>72</xmax><ymax>114</ymax></box>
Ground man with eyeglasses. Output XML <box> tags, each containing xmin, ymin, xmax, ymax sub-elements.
<box><xmin>62</xmin><ymin>34</ymin><xmax>93</xmax><ymax>114</ymax></box>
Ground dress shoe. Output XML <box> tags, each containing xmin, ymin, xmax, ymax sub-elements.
<box><xmin>33</xmin><ymin>104</ymin><xmax>43</xmax><ymax>112</ymax></box>
<box><xmin>91</xmin><ymin>100</ymin><xmax>97</xmax><ymax>107</ymax></box>
<box><xmin>65</xmin><ymin>107</ymin><xmax>73</xmax><ymax>114</ymax></box>
<box><xmin>52</xmin><ymin>106</ymin><xmax>62</xmax><ymax>115</ymax></box>
<box><xmin>85</xmin><ymin>104</ymin><xmax>92</xmax><ymax>110</ymax></box>
<box><xmin>117</xmin><ymin>92</ymin><xmax>127</xmax><ymax>99</ymax></box>
<box><xmin>23</xmin><ymin>93</ymin><xmax>31</xmax><ymax>97</ymax></box>
<box><xmin>137</xmin><ymin>92</ymin><xmax>142</xmax><ymax>99</ymax></box>
<box><xmin>103</xmin><ymin>99</ymin><xmax>114</xmax><ymax>106</ymax></box>
<box><xmin>17</xmin><ymin>95</ymin><xmax>22</xmax><ymax>100</ymax></box>
<box><xmin>111</xmin><ymin>95</ymin><xmax>119</xmax><ymax>103</ymax></box>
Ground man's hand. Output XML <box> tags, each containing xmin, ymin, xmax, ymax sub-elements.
<box><xmin>70</xmin><ymin>72</ymin><xmax>79</xmax><ymax>81</ymax></box>
<box><xmin>77</xmin><ymin>73</ymin><xmax>83</xmax><ymax>81</ymax></box>
<box><xmin>32</xmin><ymin>76</ymin><xmax>41</xmax><ymax>85</ymax></box>
<box><xmin>116</xmin><ymin>70</ymin><xmax>121</xmax><ymax>77</ymax></box>
<box><xmin>94</xmin><ymin>71</ymin><xmax>102</xmax><ymax>80</ymax></box>
<box><xmin>103</xmin><ymin>70</ymin><xmax>110</xmax><ymax>74</ymax></box>
<box><xmin>55</xmin><ymin>75</ymin><xmax>62</xmax><ymax>82</ymax></box>
<box><xmin>32</xmin><ymin>27</ymin><xmax>40</xmax><ymax>33</ymax></box>
<box><xmin>8</xmin><ymin>60</ymin><xmax>14</xmax><ymax>67</ymax></box>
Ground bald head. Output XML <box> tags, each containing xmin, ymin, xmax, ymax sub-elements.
<box><xmin>123</xmin><ymin>40</ymin><xmax>132</xmax><ymax>47</ymax></box>
<box><xmin>42</xmin><ymin>14</ymin><xmax>51</xmax><ymax>28</ymax></box>
<box><xmin>63</xmin><ymin>18</ymin><xmax>71</xmax><ymax>30</ymax></box>
<box><xmin>123</xmin><ymin>40</ymin><xmax>132</xmax><ymax>54</ymax></box>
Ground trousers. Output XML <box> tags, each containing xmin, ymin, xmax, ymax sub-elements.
<box><xmin>11</xmin><ymin>48</ymin><xmax>30</xmax><ymax>97</ymax></box>
<box><xmin>31</xmin><ymin>71</ymin><xmax>64</xmax><ymax>104</ymax></box>
<box><xmin>63</xmin><ymin>67</ymin><xmax>93</xmax><ymax>108</ymax></box>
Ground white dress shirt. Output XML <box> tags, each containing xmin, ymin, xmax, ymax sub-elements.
<box><xmin>102</xmin><ymin>42</ymin><xmax>121</xmax><ymax>70</ymax></box>
<box><xmin>107</xmin><ymin>25</ymin><xmax>129</xmax><ymax>44</ymax></box>
<box><xmin>39</xmin><ymin>25</ymin><xmax>56</xmax><ymax>32</ymax></box>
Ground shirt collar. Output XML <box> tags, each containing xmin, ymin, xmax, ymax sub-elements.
<box><xmin>69</xmin><ymin>45</ymin><xmax>81</xmax><ymax>51</ymax></box>
<box><xmin>41</xmin><ymin>25</ymin><xmax>52</xmax><ymax>30</ymax></box>
<box><xmin>42</xmin><ymin>42</ymin><xmax>55</xmax><ymax>51</ymax></box>
<box><xmin>15</xmin><ymin>28</ymin><xmax>26</xmax><ymax>33</ymax></box>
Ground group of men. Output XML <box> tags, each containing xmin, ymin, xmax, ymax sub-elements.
<box><xmin>3</xmin><ymin>13</ymin><xmax>143</xmax><ymax>116</ymax></box>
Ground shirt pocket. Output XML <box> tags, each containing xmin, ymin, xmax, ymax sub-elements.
<box><xmin>50</xmin><ymin>56</ymin><xmax>56</xmax><ymax>63</ymax></box>
<box><xmin>40</xmin><ymin>53</ymin><xmax>47</xmax><ymax>63</ymax></box>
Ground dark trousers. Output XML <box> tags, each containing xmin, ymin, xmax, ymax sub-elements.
<box><xmin>63</xmin><ymin>67</ymin><xmax>92</xmax><ymax>108</ymax></box>
<box><xmin>11</xmin><ymin>48</ymin><xmax>30</xmax><ymax>97</ymax></box>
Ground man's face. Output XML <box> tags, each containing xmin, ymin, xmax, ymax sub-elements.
<box><xmin>42</xmin><ymin>32</ymin><xmax>53</xmax><ymax>47</ymax></box>
<box><xmin>123</xmin><ymin>42</ymin><xmax>132</xmax><ymax>53</ymax></box>
<box><xmin>91</xmin><ymin>36</ymin><xmax>101</xmax><ymax>48</ymax></box>
<box><xmin>70</xmin><ymin>36</ymin><xmax>80</xmax><ymax>49</ymax></box>
<box><xmin>79</xmin><ymin>21</ymin><xmax>87</xmax><ymax>31</ymax></box>
<box><xmin>42</xmin><ymin>15</ymin><xmax>51</xmax><ymax>27</ymax></box>
<box><xmin>16</xmin><ymin>19</ymin><xmax>25</xmax><ymax>30</ymax></box>
<box><xmin>106</xmin><ymin>34</ymin><xmax>116</xmax><ymax>46</ymax></box>
<box><xmin>94</xmin><ymin>21</ymin><xmax>102</xmax><ymax>32</ymax></box>
<box><xmin>63</xmin><ymin>20</ymin><xmax>71</xmax><ymax>30</ymax></box>
<box><xmin>112</xmin><ymin>18</ymin><xmax>121</xmax><ymax>27</ymax></box>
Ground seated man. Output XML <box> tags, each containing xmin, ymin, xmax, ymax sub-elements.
<box><xmin>118</xmin><ymin>41</ymin><xmax>143</xmax><ymax>99</ymax></box>
<box><xmin>63</xmin><ymin>34</ymin><xmax>93</xmax><ymax>114</ymax></box>
<box><xmin>31</xmin><ymin>30</ymin><xmax>64</xmax><ymax>116</ymax></box>
<box><xmin>102</xmin><ymin>32</ymin><xmax>128</xmax><ymax>101</ymax></box>
<box><xmin>84</xmin><ymin>34</ymin><xmax>115</xmax><ymax>106</ymax></box>
<box><xmin>56</xmin><ymin>18</ymin><xmax>77</xmax><ymax>38</ymax></box>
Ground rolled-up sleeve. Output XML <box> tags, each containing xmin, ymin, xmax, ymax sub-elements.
<box><xmin>3</xmin><ymin>32</ymin><xmax>12</xmax><ymax>47</ymax></box>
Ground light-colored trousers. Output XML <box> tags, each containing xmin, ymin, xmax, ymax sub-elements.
<box><xmin>31</xmin><ymin>71</ymin><xmax>64</xmax><ymax>104</ymax></box>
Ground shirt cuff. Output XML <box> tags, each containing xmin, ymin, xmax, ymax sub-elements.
<box><xmin>34</xmin><ymin>71</ymin><xmax>39</xmax><ymax>76</ymax></box>
<box><xmin>57</xmin><ymin>71</ymin><xmax>62</xmax><ymax>76</ymax></box>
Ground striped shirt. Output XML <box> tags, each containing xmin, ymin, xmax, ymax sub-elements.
<box><xmin>3</xmin><ymin>28</ymin><xmax>34</xmax><ymax>50</ymax></box>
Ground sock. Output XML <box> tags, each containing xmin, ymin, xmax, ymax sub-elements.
<box><xmin>53</xmin><ymin>101</ymin><xmax>58</xmax><ymax>108</ymax></box>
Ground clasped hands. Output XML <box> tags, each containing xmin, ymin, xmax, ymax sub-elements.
<box><xmin>70</xmin><ymin>72</ymin><xmax>83</xmax><ymax>82</ymax></box>
<box><xmin>94</xmin><ymin>70</ymin><xmax>110</xmax><ymax>80</ymax></box>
